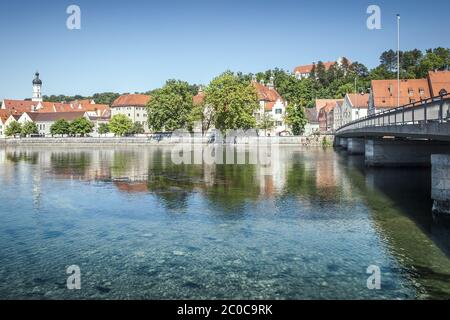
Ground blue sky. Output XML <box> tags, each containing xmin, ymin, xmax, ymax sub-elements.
<box><xmin>0</xmin><ymin>0</ymin><xmax>449</xmax><ymax>99</ymax></box>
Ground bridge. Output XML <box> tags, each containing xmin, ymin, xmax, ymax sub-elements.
<box><xmin>334</xmin><ymin>93</ymin><xmax>450</xmax><ymax>217</ymax></box>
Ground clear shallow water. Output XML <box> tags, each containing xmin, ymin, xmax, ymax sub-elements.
<box><xmin>0</xmin><ymin>146</ymin><xmax>449</xmax><ymax>300</ymax></box>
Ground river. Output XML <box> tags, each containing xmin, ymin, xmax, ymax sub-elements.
<box><xmin>0</xmin><ymin>145</ymin><xmax>449</xmax><ymax>299</ymax></box>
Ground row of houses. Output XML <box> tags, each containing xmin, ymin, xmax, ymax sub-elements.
<box><xmin>1</xmin><ymin>72</ymin><xmax>289</xmax><ymax>137</ymax></box>
<box><xmin>314</xmin><ymin>70</ymin><xmax>450</xmax><ymax>133</ymax></box>
<box><xmin>2</xmin><ymin>67</ymin><xmax>449</xmax><ymax>137</ymax></box>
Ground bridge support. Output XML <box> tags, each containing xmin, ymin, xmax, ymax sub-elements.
<box><xmin>432</xmin><ymin>155</ymin><xmax>450</xmax><ymax>217</ymax></box>
<box><xmin>347</xmin><ymin>138</ymin><xmax>365</xmax><ymax>155</ymax></box>
<box><xmin>338</xmin><ymin>137</ymin><xmax>348</xmax><ymax>149</ymax></box>
<box><xmin>365</xmin><ymin>139</ymin><xmax>450</xmax><ymax>167</ymax></box>
<box><xmin>334</xmin><ymin>137</ymin><xmax>342</xmax><ymax>148</ymax></box>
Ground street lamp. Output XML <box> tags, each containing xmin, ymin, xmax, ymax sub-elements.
<box><xmin>397</xmin><ymin>14</ymin><xmax>401</xmax><ymax>108</ymax></box>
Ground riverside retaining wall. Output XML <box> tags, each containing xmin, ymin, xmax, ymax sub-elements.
<box><xmin>0</xmin><ymin>135</ymin><xmax>334</xmax><ymax>147</ymax></box>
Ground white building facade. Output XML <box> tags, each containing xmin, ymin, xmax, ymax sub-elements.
<box><xmin>111</xmin><ymin>94</ymin><xmax>151</xmax><ymax>133</ymax></box>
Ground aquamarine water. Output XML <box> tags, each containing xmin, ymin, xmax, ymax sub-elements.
<box><xmin>0</xmin><ymin>146</ymin><xmax>449</xmax><ymax>299</ymax></box>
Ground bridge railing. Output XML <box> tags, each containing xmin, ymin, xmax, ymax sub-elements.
<box><xmin>336</xmin><ymin>93</ymin><xmax>450</xmax><ymax>134</ymax></box>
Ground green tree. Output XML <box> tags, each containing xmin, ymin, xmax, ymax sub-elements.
<box><xmin>98</xmin><ymin>123</ymin><xmax>110</xmax><ymax>136</ymax></box>
<box><xmin>146</xmin><ymin>80</ymin><xmax>194</xmax><ymax>132</ymax></box>
<box><xmin>109</xmin><ymin>114</ymin><xmax>133</xmax><ymax>136</ymax></box>
<box><xmin>128</xmin><ymin>122</ymin><xmax>145</xmax><ymax>135</ymax></box>
<box><xmin>205</xmin><ymin>71</ymin><xmax>258</xmax><ymax>132</ymax></box>
<box><xmin>380</xmin><ymin>49</ymin><xmax>397</xmax><ymax>72</ymax></box>
<box><xmin>5</xmin><ymin>121</ymin><xmax>22</xmax><ymax>137</ymax></box>
<box><xmin>69</xmin><ymin>117</ymin><xmax>94</xmax><ymax>137</ymax></box>
<box><xmin>258</xmin><ymin>112</ymin><xmax>276</xmax><ymax>136</ymax></box>
<box><xmin>285</xmin><ymin>104</ymin><xmax>307</xmax><ymax>136</ymax></box>
<box><xmin>50</xmin><ymin>119</ymin><xmax>70</xmax><ymax>136</ymax></box>
<box><xmin>21</xmin><ymin>121</ymin><xmax>38</xmax><ymax>137</ymax></box>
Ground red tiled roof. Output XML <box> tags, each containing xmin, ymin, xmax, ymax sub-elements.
<box><xmin>315</xmin><ymin>99</ymin><xmax>343</xmax><ymax>113</ymax></box>
<box><xmin>264</xmin><ymin>102</ymin><xmax>276</xmax><ymax>111</ymax></box>
<box><xmin>112</xmin><ymin>94</ymin><xmax>151</xmax><ymax>107</ymax></box>
<box><xmin>24</xmin><ymin>111</ymin><xmax>86</xmax><ymax>122</ymax></box>
<box><xmin>305</xmin><ymin>108</ymin><xmax>318</xmax><ymax>123</ymax></box>
<box><xmin>294</xmin><ymin>61</ymin><xmax>336</xmax><ymax>75</ymax></box>
<box><xmin>2</xmin><ymin>100</ymin><xmax>38</xmax><ymax>114</ymax></box>
<box><xmin>320</xmin><ymin>102</ymin><xmax>337</xmax><ymax>114</ymax></box>
<box><xmin>252</xmin><ymin>82</ymin><xmax>281</xmax><ymax>102</ymax></box>
<box><xmin>346</xmin><ymin>93</ymin><xmax>370</xmax><ymax>109</ymax></box>
<box><xmin>428</xmin><ymin>70</ymin><xmax>450</xmax><ymax>97</ymax></box>
<box><xmin>114</xmin><ymin>182</ymin><xmax>148</xmax><ymax>193</ymax></box>
<box><xmin>70</xmin><ymin>99</ymin><xmax>94</xmax><ymax>105</ymax></box>
<box><xmin>371</xmin><ymin>79</ymin><xmax>431</xmax><ymax>108</ymax></box>
<box><xmin>0</xmin><ymin>110</ymin><xmax>12</xmax><ymax>123</ymax></box>
<box><xmin>193</xmin><ymin>91</ymin><xmax>206</xmax><ymax>106</ymax></box>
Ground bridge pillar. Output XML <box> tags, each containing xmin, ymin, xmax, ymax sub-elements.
<box><xmin>339</xmin><ymin>137</ymin><xmax>348</xmax><ymax>149</ymax></box>
<box><xmin>432</xmin><ymin>155</ymin><xmax>450</xmax><ymax>217</ymax></box>
<box><xmin>365</xmin><ymin>139</ymin><xmax>450</xmax><ymax>167</ymax></box>
<box><xmin>347</xmin><ymin>138</ymin><xmax>365</xmax><ymax>155</ymax></box>
<box><xmin>333</xmin><ymin>137</ymin><xmax>340</xmax><ymax>147</ymax></box>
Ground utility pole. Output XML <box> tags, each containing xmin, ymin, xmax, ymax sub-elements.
<box><xmin>397</xmin><ymin>14</ymin><xmax>401</xmax><ymax>108</ymax></box>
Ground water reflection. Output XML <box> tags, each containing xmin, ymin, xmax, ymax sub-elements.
<box><xmin>0</xmin><ymin>146</ymin><xmax>449</xmax><ymax>299</ymax></box>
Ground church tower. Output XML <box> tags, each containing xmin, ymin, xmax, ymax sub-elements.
<box><xmin>32</xmin><ymin>71</ymin><xmax>43</xmax><ymax>102</ymax></box>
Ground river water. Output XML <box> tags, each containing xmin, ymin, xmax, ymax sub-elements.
<box><xmin>0</xmin><ymin>145</ymin><xmax>449</xmax><ymax>299</ymax></box>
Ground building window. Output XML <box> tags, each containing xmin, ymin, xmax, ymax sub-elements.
<box><xmin>275</xmin><ymin>109</ymin><xmax>282</xmax><ymax>114</ymax></box>
<box><xmin>408</xmin><ymin>88</ymin><xmax>414</xmax><ymax>96</ymax></box>
<box><xmin>419</xmin><ymin>88</ymin><xmax>425</xmax><ymax>96</ymax></box>
<box><xmin>276</xmin><ymin>121</ymin><xmax>283</xmax><ymax>126</ymax></box>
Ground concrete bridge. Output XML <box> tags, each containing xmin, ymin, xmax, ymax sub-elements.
<box><xmin>334</xmin><ymin>93</ymin><xmax>450</xmax><ymax>217</ymax></box>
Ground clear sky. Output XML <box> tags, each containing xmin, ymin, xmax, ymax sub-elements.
<box><xmin>0</xmin><ymin>0</ymin><xmax>449</xmax><ymax>99</ymax></box>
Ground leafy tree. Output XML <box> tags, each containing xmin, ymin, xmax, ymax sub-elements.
<box><xmin>146</xmin><ymin>80</ymin><xmax>194</xmax><ymax>132</ymax></box>
<box><xmin>109</xmin><ymin>114</ymin><xmax>133</xmax><ymax>136</ymax></box>
<box><xmin>190</xmin><ymin>98</ymin><xmax>214</xmax><ymax>135</ymax></box>
<box><xmin>21</xmin><ymin>121</ymin><xmax>38</xmax><ymax>137</ymax></box>
<box><xmin>50</xmin><ymin>119</ymin><xmax>70</xmax><ymax>136</ymax></box>
<box><xmin>69</xmin><ymin>117</ymin><xmax>94</xmax><ymax>137</ymax></box>
<box><xmin>205</xmin><ymin>71</ymin><xmax>258</xmax><ymax>132</ymax></box>
<box><xmin>285</xmin><ymin>104</ymin><xmax>307</xmax><ymax>136</ymax></box>
<box><xmin>128</xmin><ymin>122</ymin><xmax>145</xmax><ymax>135</ymax></box>
<box><xmin>43</xmin><ymin>92</ymin><xmax>120</xmax><ymax>105</ymax></box>
<box><xmin>380</xmin><ymin>49</ymin><xmax>397</xmax><ymax>72</ymax></box>
<box><xmin>315</xmin><ymin>61</ymin><xmax>327</xmax><ymax>85</ymax></box>
<box><xmin>98</xmin><ymin>123</ymin><xmax>110</xmax><ymax>136</ymax></box>
<box><xmin>350</xmin><ymin>62</ymin><xmax>369</xmax><ymax>78</ymax></box>
<box><xmin>258</xmin><ymin>112</ymin><xmax>275</xmax><ymax>136</ymax></box>
<box><xmin>5</xmin><ymin>121</ymin><xmax>22</xmax><ymax>137</ymax></box>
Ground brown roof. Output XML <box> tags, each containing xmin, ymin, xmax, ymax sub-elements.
<box><xmin>0</xmin><ymin>110</ymin><xmax>11</xmax><ymax>123</ymax></box>
<box><xmin>24</xmin><ymin>111</ymin><xmax>86</xmax><ymax>122</ymax></box>
<box><xmin>112</xmin><ymin>94</ymin><xmax>151</xmax><ymax>107</ymax></box>
<box><xmin>193</xmin><ymin>91</ymin><xmax>206</xmax><ymax>106</ymax></box>
<box><xmin>294</xmin><ymin>61</ymin><xmax>336</xmax><ymax>75</ymax></box>
<box><xmin>315</xmin><ymin>99</ymin><xmax>343</xmax><ymax>113</ymax></box>
<box><xmin>428</xmin><ymin>70</ymin><xmax>450</xmax><ymax>97</ymax></box>
<box><xmin>320</xmin><ymin>102</ymin><xmax>337</xmax><ymax>114</ymax></box>
<box><xmin>346</xmin><ymin>93</ymin><xmax>370</xmax><ymax>109</ymax></box>
<box><xmin>305</xmin><ymin>108</ymin><xmax>318</xmax><ymax>123</ymax></box>
<box><xmin>371</xmin><ymin>79</ymin><xmax>431</xmax><ymax>108</ymax></box>
<box><xmin>114</xmin><ymin>182</ymin><xmax>148</xmax><ymax>193</ymax></box>
<box><xmin>70</xmin><ymin>99</ymin><xmax>94</xmax><ymax>105</ymax></box>
<box><xmin>252</xmin><ymin>82</ymin><xmax>282</xmax><ymax>102</ymax></box>
<box><xmin>2</xmin><ymin>100</ymin><xmax>38</xmax><ymax>114</ymax></box>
